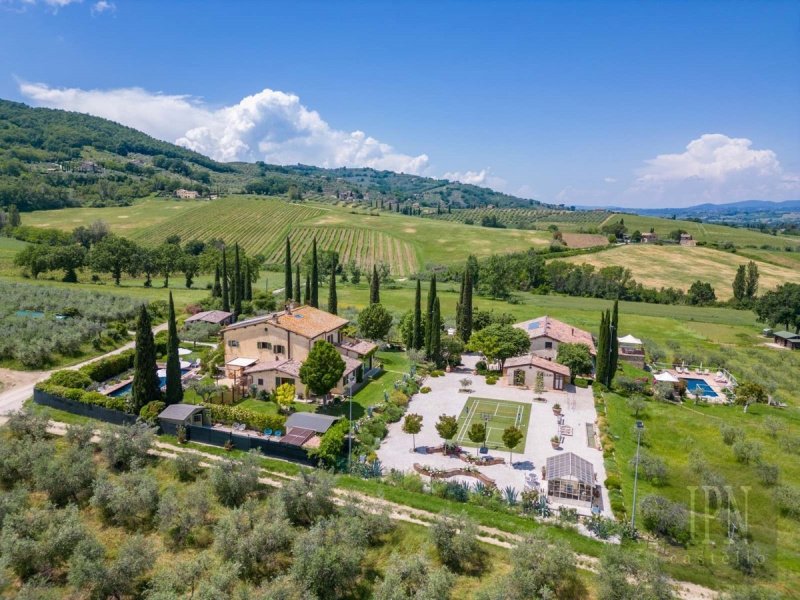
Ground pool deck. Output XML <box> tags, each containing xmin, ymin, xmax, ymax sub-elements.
<box><xmin>667</xmin><ymin>369</ymin><xmax>730</xmax><ymax>402</ymax></box>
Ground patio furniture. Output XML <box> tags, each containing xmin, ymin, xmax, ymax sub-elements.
<box><xmin>263</xmin><ymin>428</ymin><xmax>273</xmax><ymax>437</ymax></box>
<box><xmin>273</xmin><ymin>430</ymin><xmax>282</xmax><ymax>437</ymax></box>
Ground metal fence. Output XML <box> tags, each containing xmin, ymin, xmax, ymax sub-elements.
<box><xmin>33</xmin><ymin>389</ymin><xmax>138</xmax><ymax>426</ymax></box>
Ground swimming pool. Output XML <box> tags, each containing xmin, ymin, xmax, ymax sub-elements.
<box><xmin>108</xmin><ymin>368</ymin><xmax>188</xmax><ymax>397</ymax></box>
<box><xmin>680</xmin><ymin>377</ymin><xmax>718</xmax><ymax>398</ymax></box>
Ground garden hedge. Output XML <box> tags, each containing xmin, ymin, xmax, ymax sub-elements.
<box><xmin>200</xmin><ymin>402</ymin><xmax>286</xmax><ymax>432</ymax></box>
<box><xmin>79</xmin><ymin>349</ymin><xmax>135</xmax><ymax>382</ymax></box>
<box><xmin>35</xmin><ymin>382</ymin><xmax>128</xmax><ymax>412</ymax></box>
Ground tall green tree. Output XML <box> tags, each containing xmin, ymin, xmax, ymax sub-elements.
<box><xmin>412</xmin><ymin>279</ymin><xmax>423</xmax><ymax>350</ymax></box>
<box><xmin>310</xmin><ymin>238</ymin><xmax>319</xmax><ymax>307</ymax></box>
<box><xmin>732</xmin><ymin>264</ymin><xmax>747</xmax><ymax>302</ymax></box>
<box><xmin>745</xmin><ymin>260</ymin><xmax>760</xmax><ymax>301</ymax></box>
<box><xmin>221</xmin><ymin>247</ymin><xmax>230</xmax><ymax>313</ymax></box>
<box><xmin>304</xmin><ymin>273</ymin><xmax>311</xmax><ymax>305</ymax></box>
<box><xmin>456</xmin><ymin>273</ymin><xmax>465</xmax><ymax>339</ymax></box>
<box><xmin>557</xmin><ymin>342</ymin><xmax>594</xmax><ymax>384</ymax></box>
<box><xmin>7</xmin><ymin>204</ymin><xmax>21</xmax><ymax>228</ymax></box>
<box><xmin>212</xmin><ymin>264</ymin><xmax>222</xmax><ymax>298</ymax></box>
<box><xmin>608</xmin><ymin>300</ymin><xmax>619</xmax><ymax>384</ymax></box>
<box><xmin>430</xmin><ymin>297</ymin><xmax>442</xmax><ymax>366</ymax></box>
<box><xmin>358</xmin><ymin>303</ymin><xmax>393</xmax><ymax>340</ymax></box>
<box><xmin>88</xmin><ymin>235</ymin><xmax>139</xmax><ymax>285</ymax></box>
<box><xmin>131</xmin><ymin>304</ymin><xmax>160</xmax><ymax>412</ymax></box>
<box><xmin>466</xmin><ymin>324</ymin><xmax>529</xmax><ymax>370</ymax></box>
<box><xmin>595</xmin><ymin>310</ymin><xmax>609</xmax><ymax>386</ymax></box>
<box><xmin>244</xmin><ymin>262</ymin><xmax>252</xmax><ymax>301</ymax></box>
<box><xmin>328</xmin><ymin>256</ymin><xmax>338</xmax><ymax>315</ymax></box>
<box><xmin>233</xmin><ymin>244</ymin><xmax>242</xmax><ymax>318</ymax></box>
<box><xmin>165</xmin><ymin>292</ymin><xmax>183</xmax><ymax>405</ymax></box>
<box><xmin>461</xmin><ymin>265</ymin><xmax>473</xmax><ymax>342</ymax></box>
<box><xmin>284</xmin><ymin>237</ymin><xmax>292</xmax><ymax>302</ymax></box>
<box><xmin>370</xmin><ymin>264</ymin><xmax>380</xmax><ymax>304</ymax></box>
<box><xmin>425</xmin><ymin>275</ymin><xmax>437</xmax><ymax>358</ymax></box>
<box><xmin>294</xmin><ymin>267</ymin><xmax>301</xmax><ymax>304</ymax></box>
<box><xmin>299</xmin><ymin>340</ymin><xmax>346</xmax><ymax>398</ymax></box>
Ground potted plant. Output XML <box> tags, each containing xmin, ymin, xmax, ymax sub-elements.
<box><xmin>550</xmin><ymin>435</ymin><xmax>561</xmax><ymax>449</ymax></box>
<box><xmin>552</xmin><ymin>403</ymin><xmax>562</xmax><ymax>415</ymax></box>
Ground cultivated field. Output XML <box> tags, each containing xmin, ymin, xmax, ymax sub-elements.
<box><xmin>602</xmin><ymin>213</ymin><xmax>800</xmax><ymax>249</ymax></box>
<box><xmin>427</xmin><ymin>207</ymin><xmax>613</xmax><ymax>231</ymax></box>
<box><xmin>20</xmin><ymin>196</ymin><xmax>553</xmax><ymax>275</ymax></box>
<box><xmin>554</xmin><ymin>244</ymin><xmax>800</xmax><ymax>299</ymax></box>
<box><xmin>455</xmin><ymin>396</ymin><xmax>530</xmax><ymax>450</ymax></box>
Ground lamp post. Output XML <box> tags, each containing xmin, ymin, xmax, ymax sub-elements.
<box><xmin>630</xmin><ymin>420</ymin><xmax>645</xmax><ymax>533</ymax></box>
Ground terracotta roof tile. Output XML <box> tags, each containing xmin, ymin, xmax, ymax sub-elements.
<box><xmin>514</xmin><ymin>316</ymin><xmax>596</xmax><ymax>354</ymax></box>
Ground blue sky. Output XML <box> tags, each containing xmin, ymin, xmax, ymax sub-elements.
<box><xmin>1</xmin><ymin>0</ymin><xmax>798</xmax><ymax>207</ymax></box>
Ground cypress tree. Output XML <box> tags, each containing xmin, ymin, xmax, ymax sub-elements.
<box><xmin>462</xmin><ymin>265</ymin><xmax>473</xmax><ymax>342</ymax></box>
<box><xmin>294</xmin><ymin>268</ymin><xmax>301</xmax><ymax>303</ymax></box>
<box><xmin>221</xmin><ymin>247</ymin><xmax>230</xmax><ymax>312</ymax></box>
<box><xmin>233</xmin><ymin>244</ymin><xmax>242</xmax><ymax>318</ymax></box>
<box><xmin>732</xmin><ymin>265</ymin><xmax>746</xmax><ymax>302</ymax></box>
<box><xmin>431</xmin><ymin>297</ymin><xmax>442</xmax><ymax>366</ymax></box>
<box><xmin>244</xmin><ymin>262</ymin><xmax>252</xmax><ymax>301</ymax></box>
<box><xmin>595</xmin><ymin>310</ymin><xmax>609</xmax><ymax>386</ymax></box>
<box><xmin>425</xmin><ymin>275</ymin><xmax>437</xmax><ymax>359</ymax></box>
<box><xmin>212</xmin><ymin>264</ymin><xmax>221</xmax><ymax>298</ymax></box>
<box><xmin>412</xmin><ymin>279</ymin><xmax>423</xmax><ymax>350</ymax></box>
<box><xmin>370</xmin><ymin>265</ymin><xmax>380</xmax><ymax>304</ymax></box>
<box><xmin>131</xmin><ymin>304</ymin><xmax>160</xmax><ymax>412</ymax></box>
<box><xmin>745</xmin><ymin>261</ymin><xmax>759</xmax><ymax>301</ymax></box>
<box><xmin>284</xmin><ymin>237</ymin><xmax>292</xmax><ymax>302</ymax></box>
<box><xmin>608</xmin><ymin>300</ymin><xmax>619</xmax><ymax>385</ymax></box>
<box><xmin>328</xmin><ymin>257</ymin><xmax>338</xmax><ymax>315</ymax></box>
<box><xmin>310</xmin><ymin>238</ymin><xmax>319</xmax><ymax>308</ymax></box>
<box><xmin>304</xmin><ymin>274</ymin><xmax>311</xmax><ymax>305</ymax></box>
<box><xmin>165</xmin><ymin>292</ymin><xmax>183</xmax><ymax>405</ymax></box>
<box><xmin>456</xmin><ymin>272</ymin><xmax>465</xmax><ymax>339</ymax></box>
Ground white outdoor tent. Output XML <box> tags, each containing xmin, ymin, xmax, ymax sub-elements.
<box><xmin>653</xmin><ymin>371</ymin><xmax>679</xmax><ymax>383</ymax></box>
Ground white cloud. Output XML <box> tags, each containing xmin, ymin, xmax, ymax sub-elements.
<box><xmin>443</xmin><ymin>169</ymin><xmax>489</xmax><ymax>185</ymax></box>
<box><xmin>637</xmin><ymin>134</ymin><xmax>781</xmax><ymax>184</ymax></box>
<box><xmin>603</xmin><ymin>177</ymin><xmax>616</xmax><ymax>183</ymax></box>
<box><xmin>91</xmin><ymin>0</ymin><xmax>114</xmax><ymax>14</ymax></box>
<box><xmin>1</xmin><ymin>0</ymin><xmax>82</xmax><ymax>10</ymax></box>
<box><xmin>19</xmin><ymin>82</ymin><xmax>430</xmax><ymax>174</ymax></box>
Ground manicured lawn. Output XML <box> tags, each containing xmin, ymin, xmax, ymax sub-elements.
<box><xmin>603</xmin><ymin>391</ymin><xmax>800</xmax><ymax>595</ymax></box>
<box><xmin>237</xmin><ymin>398</ymin><xmax>279</xmax><ymax>415</ymax></box>
<box><xmin>455</xmin><ymin>396</ymin><xmax>530</xmax><ymax>450</ymax></box>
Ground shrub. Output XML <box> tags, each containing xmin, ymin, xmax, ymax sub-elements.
<box><xmin>732</xmin><ymin>439</ymin><xmax>762</xmax><ymax>465</ymax></box>
<box><xmin>389</xmin><ymin>389</ymin><xmax>410</xmax><ymax>406</ymax></box>
<box><xmin>720</xmin><ymin>423</ymin><xmax>744</xmax><ymax>446</ymax></box>
<box><xmin>47</xmin><ymin>370</ymin><xmax>92</xmax><ymax>390</ymax></box>
<box><xmin>486</xmin><ymin>375</ymin><xmax>498</xmax><ymax>385</ymax></box>
<box><xmin>201</xmin><ymin>403</ymin><xmax>286</xmax><ymax>432</ymax></box>
<box><xmin>773</xmin><ymin>485</ymin><xmax>800</xmax><ymax>520</ymax></box>
<box><xmin>574</xmin><ymin>377</ymin><xmax>589</xmax><ymax>388</ymax></box>
<box><xmin>726</xmin><ymin>539</ymin><xmax>765</xmax><ymax>575</ymax></box>
<box><xmin>158</xmin><ymin>482</ymin><xmax>213</xmax><ymax>550</ymax></box>
<box><xmin>374</xmin><ymin>553</ymin><xmax>454</xmax><ymax>600</ymax></box>
<box><xmin>430</xmin><ymin>513</ymin><xmax>482</xmax><ymax>573</ymax></box>
<box><xmin>604</xmin><ymin>475</ymin><xmax>621</xmax><ymax>490</ymax></box>
<box><xmin>32</xmin><ymin>444</ymin><xmax>96</xmax><ymax>507</ymax></box>
<box><xmin>587</xmin><ymin>515</ymin><xmax>617</xmax><ymax>539</ymax></box>
<box><xmin>91</xmin><ymin>470</ymin><xmax>159</xmax><ymax>529</ymax></box>
<box><xmin>615</xmin><ymin>376</ymin><xmax>645</xmax><ymax>395</ymax></box>
<box><xmin>210</xmin><ymin>450</ymin><xmax>261</xmax><ymax>507</ymax></box>
<box><xmin>419</xmin><ymin>386</ymin><xmax>431</xmax><ymax>394</ymax></box>
<box><xmin>632</xmin><ymin>452</ymin><xmax>668</xmax><ymax>486</ymax></box>
<box><xmin>79</xmin><ymin>349</ymin><xmax>135</xmax><ymax>382</ymax></box>
<box><xmin>99</xmin><ymin>422</ymin><xmax>156</xmax><ymax>471</ymax></box>
<box><xmin>173</xmin><ymin>452</ymin><xmax>203</xmax><ymax>482</ymax></box>
<box><xmin>139</xmin><ymin>400</ymin><xmax>165</xmax><ymax>424</ymax></box>
<box><xmin>278</xmin><ymin>471</ymin><xmax>336</xmax><ymax>526</ymax></box>
<box><xmin>383</xmin><ymin>403</ymin><xmax>404</xmax><ymax>423</ymax></box>
<box><xmin>6</xmin><ymin>409</ymin><xmax>49</xmax><ymax>441</ymax></box>
<box><xmin>639</xmin><ymin>495</ymin><xmax>690</xmax><ymax>545</ymax></box>
<box><xmin>757</xmin><ymin>463</ymin><xmax>780</xmax><ymax>487</ymax></box>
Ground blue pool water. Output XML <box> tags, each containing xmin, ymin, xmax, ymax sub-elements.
<box><xmin>681</xmin><ymin>377</ymin><xmax>718</xmax><ymax>398</ymax></box>
<box><xmin>108</xmin><ymin>369</ymin><xmax>188</xmax><ymax>397</ymax></box>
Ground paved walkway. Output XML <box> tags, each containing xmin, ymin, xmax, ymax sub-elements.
<box><xmin>0</xmin><ymin>323</ymin><xmax>169</xmax><ymax>415</ymax></box>
<box><xmin>377</xmin><ymin>354</ymin><xmax>611</xmax><ymax>517</ymax></box>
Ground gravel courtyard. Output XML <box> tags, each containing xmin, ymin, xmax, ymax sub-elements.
<box><xmin>377</xmin><ymin>354</ymin><xmax>612</xmax><ymax>516</ymax></box>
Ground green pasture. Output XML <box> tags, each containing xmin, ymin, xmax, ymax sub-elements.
<box><xmin>456</xmin><ymin>397</ymin><xmax>530</xmax><ymax>450</ymax></box>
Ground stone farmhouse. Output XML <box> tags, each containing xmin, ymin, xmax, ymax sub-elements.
<box><xmin>514</xmin><ymin>315</ymin><xmax>596</xmax><ymax>359</ymax></box>
<box><xmin>221</xmin><ymin>304</ymin><xmax>378</xmax><ymax>398</ymax></box>
<box><xmin>502</xmin><ymin>353</ymin><xmax>571</xmax><ymax>390</ymax></box>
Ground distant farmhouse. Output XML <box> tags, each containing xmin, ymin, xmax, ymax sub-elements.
<box><xmin>185</xmin><ymin>310</ymin><xmax>234</xmax><ymax>327</ymax></box>
<box><xmin>640</xmin><ymin>232</ymin><xmax>657</xmax><ymax>243</ymax></box>
<box><xmin>175</xmin><ymin>188</ymin><xmax>199</xmax><ymax>199</ymax></box>
<box><xmin>773</xmin><ymin>330</ymin><xmax>800</xmax><ymax>350</ymax></box>
<box><xmin>221</xmin><ymin>304</ymin><xmax>377</xmax><ymax>398</ymax></box>
<box><xmin>679</xmin><ymin>233</ymin><xmax>696</xmax><ymax>246</ymax></box>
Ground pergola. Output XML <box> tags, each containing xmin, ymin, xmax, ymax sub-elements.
<box><xmin>546</xmin><ymin>452</ymin><xmax>596</xmax><ymax>503</ymax></box>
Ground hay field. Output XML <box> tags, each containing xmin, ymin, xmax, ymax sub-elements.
<box><xmin>555</xmin><ymin>244</ymin><xmax>800</xmax><ymax>299</ymax></box>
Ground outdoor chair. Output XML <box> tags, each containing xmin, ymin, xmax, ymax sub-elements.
<box><xmin>263</xmin><ymin>428</ymin><xmax>273</xmax><ymax>437</ymax></box>
<box><xmin>273</xmin><ymin>430</ymin><xmax>282</xmax><ymax>437</ymax></box>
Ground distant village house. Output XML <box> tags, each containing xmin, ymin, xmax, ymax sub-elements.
<box><xmin>175</xmin><ymin>188</ymin><xmax>199</xmax><ymax>199</ymax></box>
